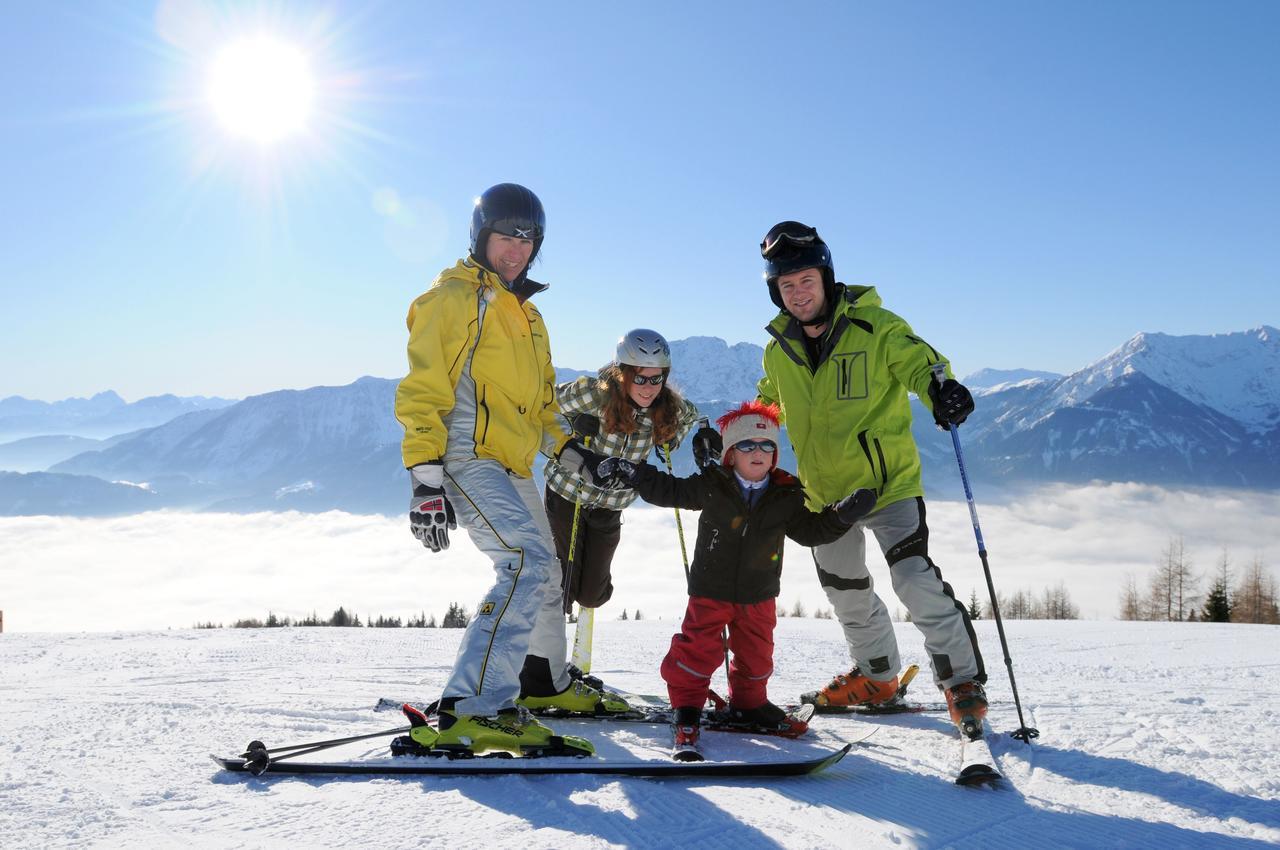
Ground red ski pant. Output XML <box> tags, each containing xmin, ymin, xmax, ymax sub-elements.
<box><xmin>661</xmin><ymin>596</ymin><xmax>776</xmax><ymax>711</ymax></box>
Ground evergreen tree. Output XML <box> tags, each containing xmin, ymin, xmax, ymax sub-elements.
<box><xmin>619</xmin><ymin>609</ymin><xmax>629</xmax><ymax>621</ymax></box>
<box><xmin>1202</xmin><ymin>549</ymin><xmax>1232</xmax><ymax>622</ymax></box>
<box><xmin>442</xmin><ymin>603</ymin><xmax>470</xmax><ymax>628</ymax></box>
<box><xmin>967</xmin><ymin>589</ymin><xmax>982</xmax><ymax>620</ymax></box>
<box><xmin>634</xmin><ymin>609</ymin><xmax>644</xmax><ymax>621</ymax></box>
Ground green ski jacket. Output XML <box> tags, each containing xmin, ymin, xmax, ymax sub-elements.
<box><xmin>758</xmin><ymin>284</ymin><xmax>953</xmax><ymax>511</ymax></box>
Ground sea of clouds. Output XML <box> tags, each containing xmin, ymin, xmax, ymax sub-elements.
<box><xmin>1</xmin><ymin>483</ymin><xmax>1276</xmax><ymax>632</ymax></box>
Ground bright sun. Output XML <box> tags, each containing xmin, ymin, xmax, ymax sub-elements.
<box><xmin>207</xmin><ymin>37</ymin><xmax>314</xmax><ymax>144</ymax></box>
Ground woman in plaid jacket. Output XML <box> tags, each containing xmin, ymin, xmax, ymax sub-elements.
<box><xmin>543</xmin><ymin>329</ymin><xmax>713</xmax><ymax>614</ymax></box>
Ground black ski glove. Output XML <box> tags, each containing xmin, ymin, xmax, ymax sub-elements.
<box><xmin>833</xmin><ymin>488</ymin><xmax>877</xmax><ymax>526</ymax></box>
<box><xmin>595</xmin><ymin>456</ymin><xmax>640</xmax><ymax>487</ymax></box>
<box><xmin>927</xmin><ymin>379</ymin><xmax>975</xmax><ymax>431</ymax></box>
<box><xmin>691</xmin><ymin>425</ymin><xmax>723</xmax><ymax>469</ymax></box>
<box><xmin>409</xmin><ymin>463</ymin><xmax>456</xmax><ymax>552</ymax></box>
<box><xmin>569</xmin><ymin>412</ymin><xmax>600</xmax><ymax>439</ymax></box>
<box><xmin>558</xmin><ymin>439</ymin><xmax>608</xmax><ymax>485</ymax></box>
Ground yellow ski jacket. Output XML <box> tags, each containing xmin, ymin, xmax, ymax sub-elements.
<box><xmin>395</xmin><ymin>258</ymin><xmax>570</xmax><ymax>476</ymax></box>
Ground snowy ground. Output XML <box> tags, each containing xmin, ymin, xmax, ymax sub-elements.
<box><xmin>2</xmin><ymin>618</ymin><xmax>1278</xmax><ymax>849</ymax></box>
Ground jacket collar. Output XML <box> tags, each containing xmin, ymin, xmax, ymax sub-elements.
<box><xmin>458</xmin><ymin>257</ymin><xmax>550</xmax><ymax>302</ymax></box>
<box><xmin>764</xmin><ymin>284</ymin><xmax>878</xmax><ymax>371</ymax></box>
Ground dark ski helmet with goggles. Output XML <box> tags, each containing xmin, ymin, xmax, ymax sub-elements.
<box><xmin>760</xmin><ymin>220</ymin><xmax>836</xmax><ymax>314</ymax></box>
<box><xmin>470</xmin><ymin>183</ymin><xmax>546</xmax><ymax>278</ymax></box>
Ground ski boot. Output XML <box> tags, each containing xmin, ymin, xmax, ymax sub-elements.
<box><xmin>945</xmin><ymin>680</ymin><xmax>988</xmax><ymax>740</ymax></box>
<box><xmin>802</xmin><ymin>667</ymin><xmax>899</xmax><ymax>709</ymax></box>
<box><xmin>723</xmin><ymin>700</ymin><xmax>809</xmax><ymax>738</ymax></box>
<box><xmin>567</xmin><ymin>663</ymin><xmax>605</xmax><ymax>692</ymax></box>
<box><xmin>518</xmin><ymin>679</ymin><xmax>632</xmax><ymax>717</ymax></box>
<box><xmin>671</xmin><ymin>707</ymin><xmax>703</xmax><ymax>763</ymax></box>
<box><xmin>394</xmin><ymin>702</ymin><xmax>594</xmax><ymax>758</ymax></box>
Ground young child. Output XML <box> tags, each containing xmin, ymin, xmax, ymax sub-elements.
<box><xmin>596</xmin><ymin>401</ymin><xmax>876</xmax><ymax>761</ymax></box>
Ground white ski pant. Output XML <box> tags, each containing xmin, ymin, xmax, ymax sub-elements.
<box><xmin>812</xmin><ymin>496</ymin><xmax>985</xmax><ymax>690</ymax></box>
<box><xmin>440</xmin><ymin>458</ymin><xmax>570</xmax><ymax>715</ymax></box>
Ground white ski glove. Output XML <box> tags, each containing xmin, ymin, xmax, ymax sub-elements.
<box><xmin>409</xmin><ymin>463</ymin><xmax>456</xmax><ymax>552</ymax></box>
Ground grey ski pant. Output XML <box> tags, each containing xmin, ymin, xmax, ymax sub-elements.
<box><xmin>811</xmin><ymin>496</ymin><xmax>985</xmax><ymax>690</ymax></box>
<box><xmin>440</xmin><ymin>458</ymin><xmax>570</xmax><ymax>715</ymax></box>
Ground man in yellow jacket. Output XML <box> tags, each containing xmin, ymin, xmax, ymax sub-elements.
<box><xmin>394</xmin><ymin>184</ymin><xmax>626</xmax><ymax>757</ymax></box>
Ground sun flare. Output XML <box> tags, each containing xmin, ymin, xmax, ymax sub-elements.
<box><xmin>207</xmin><ymin>37</ymin><xmax>314</xmax><ymax>144</ymax></box>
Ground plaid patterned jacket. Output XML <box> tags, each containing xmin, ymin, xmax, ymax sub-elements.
<box><xmin>544</xmin><ymin>374</ymin><xmax>702</xmax><ymax>511</ymax></box>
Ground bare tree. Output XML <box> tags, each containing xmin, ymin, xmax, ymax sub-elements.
<box><xmin>1145</xmin><ymin>537</ymin><xmax>1197</xmax><ymax>621</ymax></box>
<box><xmin>1169</xmin><ymin>538</ymin><xmax>1198</xmax><ymax>620</ymax></box>
<box><xmin>1003</xmin><ymin>589</ymin><xmax>1041</xmax><ymax>620</ymax></box>
<box><xmin>1118</xmin><ymin>573</ymin><xmax>1143</xmax><ymax>621</ymax></box>
<box><xmin>1041</xmin><ymin>581</ymin><xmax>1080</xmax><ymax>620</ymax></box>
<box><xmin>1233</xmin><ymin>556</ymin><xmax>1279</xmax><ymax>624</ymax></box>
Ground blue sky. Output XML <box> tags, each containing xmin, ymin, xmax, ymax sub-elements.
<box><xmin>2</xmin><ymin>1</ymin><xmax>1277</xmax><ymax>401</ymax></box>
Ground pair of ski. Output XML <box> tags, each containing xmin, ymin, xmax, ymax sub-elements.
<box><xmin>372</xmin><ymin>662</ymin><xmax>1001</xmax><ymax>786</ymax></box>
<box><xmin>213</xmin><ymin>698</ymin><xmax>860</xmax><ymax>778</ymax></box>
<box><xmin>212</xmin><ymin>743</ymin><xmax>855</xmax><ymax>778</ymax></box>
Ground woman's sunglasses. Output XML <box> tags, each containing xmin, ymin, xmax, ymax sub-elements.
<box><xmin>631</xmin><ymin>374</ymin><xmax>666</xmax><ymax>386</ymax></box>
<box><xmin>733</xmin><ymin>439</ymin><xmax>777</xmax><ymax>454</ymax></box>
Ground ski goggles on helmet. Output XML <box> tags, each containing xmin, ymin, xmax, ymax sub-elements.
<box><xmin>630</xmin><ymin>373</ymin><xmax>666</xmax><ymax>386</ymax></box>
<box><xmin>732</xmin><ymin>439</ymin><xmax>777</xmax><ymax>454</ymax></box>
<box><xmin>488</xmin><ymin>218</ymin><xmax>544</xmax><ymax>241</ymax></box>
<box><xmin>760</xmin><ymin>221</ymin><xmax>822</xmax><ymax>259</ymax></box>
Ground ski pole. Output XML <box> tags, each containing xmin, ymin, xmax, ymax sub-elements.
<box><xmin>239</xmin><ymin>724</ymin><xmax>412</xmax><ymax>774</ymax></box>
<box><xmin>562</xmin><ymin>435</ymin><xmax>590</xmax><ymax>614</ymax></box>
<box><xmin>930</xmin><ymin>363</ymin><xmax>1038</xmax><ymax>743</ymax></box>
<box><xmin>660</xmin><ymin>441</ymin><xmax>691</xmax><ymax>583</ymax></box>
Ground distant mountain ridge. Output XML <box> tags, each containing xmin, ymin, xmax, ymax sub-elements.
<box><xmin>555</xmin><ymin>336</ymin><xmax>766</xmax><ymax>402</ymax></box>
<box><xmin>0</xmin><ymin>390</ymin><xmax>235</xmax><ymax>441</ymax></box>
<box><xmin>2</xmin><ymin>327</ymin><xmax>1277</xmax><ymax>516</ymax></box>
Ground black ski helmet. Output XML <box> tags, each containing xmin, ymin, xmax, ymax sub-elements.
<box><xmin>760</xmin><ymin>220</ymin><xmax>835</xmax><ymax>312</ymax></box>
<box><xmin>470</xmin><ymin>183</ymin><xmax>546</xmax><ymax>271</ymax></box>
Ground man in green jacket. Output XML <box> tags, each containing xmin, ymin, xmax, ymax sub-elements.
<box><xmin>755</xmin><ymin>220</ymin><xmax>988</xmax><ymax>734</ymax></box>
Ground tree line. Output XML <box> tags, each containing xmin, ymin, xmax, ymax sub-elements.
<box><xmin>1119</xmin><ymin>538</ymin><xmax>1277</xmax><ymax>623</ymax></box>
<box><xmin>193</xmin><ymin>603</ymin><xmax>473</xmax><ymax>630</ymax></box>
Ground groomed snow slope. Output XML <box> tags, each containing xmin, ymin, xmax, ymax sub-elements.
<box><xmin>1</xmin><ymin>619</ymin><xmax>1277</xmax><ymax>849</ymax></box>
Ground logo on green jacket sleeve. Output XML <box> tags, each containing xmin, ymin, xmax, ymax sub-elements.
<box><xmin>833</xmin><ymin>352</ymin><xmax>869</xmax><ymax>400</ymax></box>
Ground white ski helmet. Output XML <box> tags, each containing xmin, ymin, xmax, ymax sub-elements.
<box><xmin>616</xmin><ymin>329</ymin><xmax>671</xmax><ymax>369</ymax></box>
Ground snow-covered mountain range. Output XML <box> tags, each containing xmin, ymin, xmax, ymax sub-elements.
<box><xmin>2</xmin><ymin>327</ymin><xmax>1276</xmax><ymax>515</ymax></box>
<box><xmin>955</xmin><ymin>327</ymin><xmax>1280</xmax><ymax>487</ymax></box>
